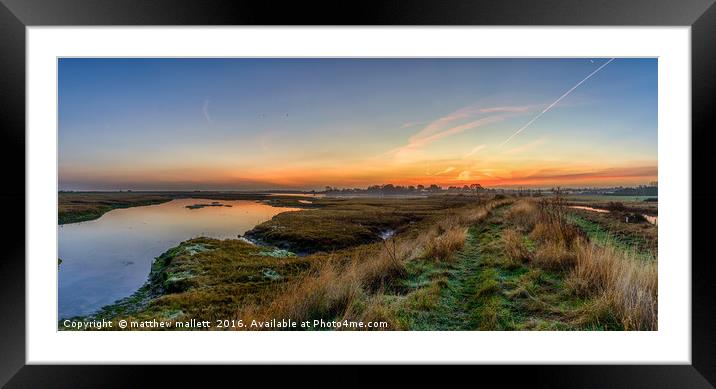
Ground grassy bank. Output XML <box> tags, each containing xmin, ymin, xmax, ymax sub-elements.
<box><xmin>565</xmin><ymin>195</ymin><xmax>658</xmax><ymax>215</ymax></box>
<box><xmin>566</xmin><ymin>210</ymin><xmax>657</xmax><ymax>259</ymax></box>
<box><xmin>59</xmin><ymin>192</ymin><xmax>172</xmax><ymax>224</ymax></box>
<box><xmin>244</xmin><ymin>195</ymin><xmax>484</xmax><ymax>253</ymax></box>
<box><xmin>500</xmin><ymin>199</ymin><xmax>657</xmax><ymax>329</ymax></box>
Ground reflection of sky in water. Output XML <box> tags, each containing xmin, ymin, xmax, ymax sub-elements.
<box><xmin>58</xmin><ymin>199</ymin><xmax>298</xmax><ymax>319</ymax></box>
<box><xmin>568</xmin><ymin>205</ymin><xmax>609</xmax><ymax>213</ymax></box>
<box><xmin>568</xmin><ymin>205</ymin><xmax>658</xmax><ymax>225</ymax></box>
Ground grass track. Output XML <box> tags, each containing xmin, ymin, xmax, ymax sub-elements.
<box><xmin>399</xmin><ymin>203</ymin><xmax>594</xmax><ymax>330</ymax></box>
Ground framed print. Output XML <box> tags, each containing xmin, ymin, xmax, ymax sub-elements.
<box><xmin>1</xmin><ymin>0</ymin><xmax>715</xmax><ymax>387</ymax></box>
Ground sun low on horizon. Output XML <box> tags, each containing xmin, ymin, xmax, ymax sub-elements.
<box><xmin>58</xmin><ymin>58</ymin><xmax>657</xmax><ymax>191</ymax></box>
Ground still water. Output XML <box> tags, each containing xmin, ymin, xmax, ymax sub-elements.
<box><xmin>568</xmin><ymin>205</ymin><xmax>610</xmax><ymax>213</ymax></box>
<box><xmin>568</xmin><ymin>205</ymin><xmax>658</xmax><ymax>225</ymax></box>
<box><xmin>58</xmin><ymin>198</ymin><xmax>298</xmax><ymax>319</ymax></box>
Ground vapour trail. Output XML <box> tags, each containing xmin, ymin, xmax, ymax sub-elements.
<box><xmin>499</xmin><ymin>58</ymin><xmax>615</xmax><ymax>147</ymax></box>
<box><xmin>202</xmin><ymin>99</ymin><xmax>212</xmax><ymax>125</ymax></box>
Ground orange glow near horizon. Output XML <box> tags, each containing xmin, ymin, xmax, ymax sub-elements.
<box><xmin>60</xmin><ymin>156</ymin><xmax>657</xmax><ymax>190</ymax></box>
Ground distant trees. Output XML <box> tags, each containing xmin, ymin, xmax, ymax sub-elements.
<box><xmin>470</xmin><ymin>183</ymin><xmax>483</xmax><ymax>196</ymax></box>
<box><xmin>322</xmin><ymin>182</ymin><xmax>484</xmax><ymax>195</ymax></box>
<box><xmin>321</xmin><ymin>183</ymin><xmax>658</xmax><ymax>197</ymax></box>
<box><xmin>611</xmin><ymin>185</ymin><xmax>658</xmax><ymax>196</ymax></box>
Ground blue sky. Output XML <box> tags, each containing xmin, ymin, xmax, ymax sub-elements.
<box><xmin>58</xmin><ymin>58</ymin><xmax>657</xmax><ymax>190</ymax></box>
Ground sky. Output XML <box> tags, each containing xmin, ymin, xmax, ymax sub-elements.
<box><xmin>58</xmin><ymin>58</ymin><xmax>657</xmax><ymax>191</ymax></box>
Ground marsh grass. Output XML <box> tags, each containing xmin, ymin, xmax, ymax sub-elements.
<box><xmin>244</xmin><ymin>196</ymin><xmax>483</xmax><ymax>253</ymax></box>
<box><xmin>342</xmin><ymin>294</ymin><xmax>400</xmax><ymax>331</ymax></box>
<box><xmin>74</xmin><ymin>191</ymin><xmax>656</xmax><ymax>331</ymax></box>
<box><xmin>235</xmin><ymin>197</ymin><xmax>510</xmax><ymax>329</ymax></box>
<box><xmin>58</xmin><ymin>192</ymin><xmax>172</xmax><ymax>224</ymax></box>
<box><xmin>502</xmin><ymin>228</ymin><xmax>531</xmax><ymax>267</ymax></box>
<box><xmin>423</xmin><ymin>226</ymin><xmax>468</xmax><ymax>262</ymax></box>
<box><xmin>505</xmin><ymin>198</ymin><xmax>658</xmax><ymax>330</ymax></box>
<box><xmin>532</xmin><ymin>240</ymin><xmax>577</xmax><ymax>271</ymax></box>
<box><xmin>505</xmin><ymin>201</ymin><xmax>540</xmax><ymax>232</ymax></box>
<box><xmin>567</xmin><ymin>241</ymin><xmax>657</xmax><ymax>330</ymax></box>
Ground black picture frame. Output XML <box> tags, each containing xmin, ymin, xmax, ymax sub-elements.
<box><xmin>1</xmin><ymin>0</ymin><xmax>714</xmax><ymax>387</ymax></box>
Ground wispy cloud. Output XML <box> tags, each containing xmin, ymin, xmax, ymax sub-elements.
<box><xmin>408</xmin><ymin>104</ymin><xmax>531</xmax><ymax>144</ymax></box>
<box><xmin>386</xmin><ymin>104</ymin><xmax>533</xmax><ymax>162</ymax></box>
<box><xmin>483</xmin><ymin>165</ymin><xmax>658</xmax><ymax>187</ymax></box>
<box><xmin>202</xmin><ymin>99</ymin><xmax>212</xmax><ymax>125</ymax></box>
<box><xmin>412</xmin><ymin>116</ymin><xmax>504</xmax><ymax>147</ymax></box>
<box><xmin>463</xmin><ymin>144</ymin><xmax>487</xmax><ymax>159</ymax></box>
<box><xmin>435</xmin><ymin>166</ymin><xmax>456</xmax><ymax>175</ymax></box>
<box><xmin>500</xmin><ymin>58</ymin><xmax>615</xmax><ymax>147</ymax></box>
<box><xmin>503</xmin><ymin>138</ymin><xmax>547</xmax><ymax>155</ymax></box>
<box><xmin>401</xmin><ymin>120</ymin><xmax>429</xmax><ymax>129</ymax></box>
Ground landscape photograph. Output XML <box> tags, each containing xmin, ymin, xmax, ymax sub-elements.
<box><xmin>58</xmin><ymin>57</ymin><xmax>657</xmax><ymax>331</ymax></box>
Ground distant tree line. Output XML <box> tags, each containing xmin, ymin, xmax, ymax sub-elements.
<box><xmin>559</xmin><ymin>185</ymin><xmax>658</xmax><ymax>197</ymax></box>
<box><xmin>323</xmin><ymin>183</ymin><xmax>484</xmax><ymax>195</ymax></box>
<box><xmin>609</xmin><ymin>185</ymin><xmax>658</xmax><ymax>196</ymax></box>
<box><xmin>321</xmin><ymin>183</ymin><xmax>657</xmax><ymax>197</ymax></box>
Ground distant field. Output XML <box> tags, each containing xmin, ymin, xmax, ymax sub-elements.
<box><xmin>59</xmin><ymin>192</ymin><xmax>172</xmax><ymax>224</ymax></box>
<box><xmin>566</xmin><ymin>195</ymin><xmax>656</xmax><ymax>202</ymax></box>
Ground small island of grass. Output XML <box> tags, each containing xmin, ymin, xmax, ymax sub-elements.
<box><xmin>185</xmin><ymin>201</ymin><xmax>233</xmax><ymax>209</ymax></box>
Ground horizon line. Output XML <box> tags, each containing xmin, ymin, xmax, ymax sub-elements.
<box><xmin>58</xmin><ymin>183</ymin><xmax>658</xmax><ymax>193</ymax></box>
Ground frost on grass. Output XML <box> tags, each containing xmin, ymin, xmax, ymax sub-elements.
<box><xmin>262</xmin><ymin>268</ymin><xmax>282</xmax><ymax>280</ymax></box>
<box><xmin>259</xmin><ymin>248</ymin><xmax>296</xmax><ymax>258</ymax></box>
<box><xmin>163</xmin><ymin>309</ymin><xmax>184</xmax><ymax>320</ymax></box>
<box><xmin>184</xmin><ymin>243</ymin><xmax>213</xmax><ymax>256</ymax></box>
<box><xmin>164</xmin><ymin>270</ymin><xmax>197</xmax><ymax>293</ymax></box>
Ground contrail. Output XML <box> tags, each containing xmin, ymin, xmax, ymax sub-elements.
<box><xmin>202</xmin><ymin>99</ymin><xmax>212</xmax><ymax>125</ymax></box>
<box><xmin>500</xmin><ymin>58</ymin><xmax>615</xmax><ymax>147</ymax></box>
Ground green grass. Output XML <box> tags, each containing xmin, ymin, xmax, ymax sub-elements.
<box><xmin>566</xmin><ymin>195</ymin><xmax>656</xmax><ymax>202</ymax></box>
<box><xmin>393</xmin><ymin>257</ymin><xmax>469</xmax><ymax>330</ymax></box>
<box><xmin>394</xmin><ymin>204</ymin><xmax>608</xmax><ymax>331</ymax></box>
<box><xmin>566</xmin><ymin>213</ymin><xmax>655</xmax><ymax>261</ymax></box>
<box><xmin>469</xmin><ymin>211</ymin><xmax>611</xmax><ymax>330</ymax></box>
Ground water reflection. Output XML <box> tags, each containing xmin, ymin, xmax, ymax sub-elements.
<box><xmin>569</xmin><ymin>205</ymin><xmax>609</xmax><ymax>213</ymax></box>
<box><xmin>643</xmin><ymin>214</ymin><xmax>658</xmax><ymax>225</ymax></box>
<box><xmin>58</xmin><ymin>198</ymin><xmax>298</xmax><ymax>319</ymax></box>
<box><xmin>569</xmin><ymin>205</ymin><xmax>658</xmax><ymax>225</ymax></box>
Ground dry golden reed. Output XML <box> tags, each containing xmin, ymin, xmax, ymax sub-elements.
<box><xmin>235</xmin><ymin>197</ymin><xmax>510</xmax><ymax>329</ymax></box>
